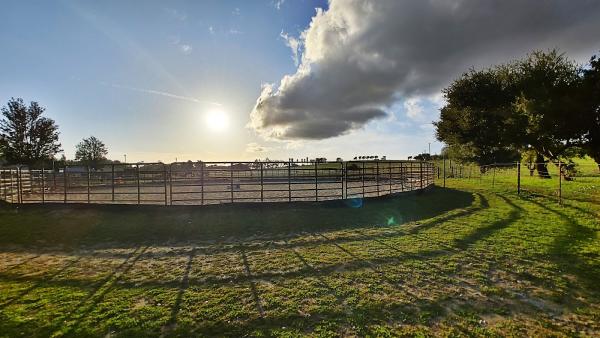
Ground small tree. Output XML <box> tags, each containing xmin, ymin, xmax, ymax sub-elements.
<box><xmin>75</xmin><ymin>136</ymin><xmax>108</xmax><ymax>169</ymax></box>
<box><xmin>0</xmin><ymin>98</ymin><xmax>61</xmax><ymax>166</ymax></box>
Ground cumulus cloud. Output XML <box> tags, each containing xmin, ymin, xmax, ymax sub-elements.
<box><xmin>250</xmin><ymin>0</ymin><xmax>600</xmax><ymax>140</ymax></box>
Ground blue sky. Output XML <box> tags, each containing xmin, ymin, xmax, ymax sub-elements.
<box><xmin>1</xmin><ymin>0</ymin><xmax>598</xmax><ymax>162</ymax></box>
<box><xmin>1</xmin><ymin>0</ymin><xmax>330</xmax><ymax>161</ymax></box>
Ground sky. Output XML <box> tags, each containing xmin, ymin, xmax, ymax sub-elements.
<box><xmin>1</xmin><ymin>0</ymin><xmax>600</xmax><ymax>163</ymax></box>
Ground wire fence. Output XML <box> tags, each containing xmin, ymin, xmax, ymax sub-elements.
<box><xmin>435</xmin><ymin>160</ymin><xmax>600</xmax><ymax>204</ymax></box>
<box><xmin>0</xmin><ymin>160</ymin><xmax>435</xmax><ymax>206</ymax></box>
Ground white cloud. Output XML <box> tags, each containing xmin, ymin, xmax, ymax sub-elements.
<box><xmin>404</xmin><ymin>98</ymin><xmax>425</xmax><ymax>121</ymax></box>
<box><xmin>169</xmin><ymin>35</ymin><xmax>192</xmax><ymax>55</ymax></box>
<box><xmin>180</xmin><ymin>44</ymin><xmax>192</xmax><ymax>55</ymax></box>
<box><xmin>208</xmin><ymin>26</ymin><xmax>214</xmax><ymax>35</ymax></box>
<box><xmin>274</xmin><ymin>0</ymin><xmax>285</xmax><ymax>10</ymax></box>
<box><xmin>280</xmin><ymin>31</ymin><xmax>301</xmax><ymax>66</ymax></box>
<box><xmin>101</xmin><ymin>82</ymin><xmax>221</xmax><ymax>106</ymax></box>
<box><xmin>245</xmin><ymin>142</ymin><xmax>270</xmax><ymax>153</ymax></box>
<box><xmin>165</xmin><ymin>8</ymin><xmax>187</xmax><ymax>21</ymax></box>
<box><xmin>250</xmin><ymin>0</ymin><xmax>600</xmax><ymax>141</ymax></box>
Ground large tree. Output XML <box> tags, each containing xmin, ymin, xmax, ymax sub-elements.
<box><xmin>0</xmin><ymin>98</ymin><xmax>61</xmax><ymax>166</ymax></box>
<box><xmin>434</xmin><ymin>64</ymin><xmax>521</xmax><ymax>165</ymax></box>
<box><xmin>581</xmin><ymin>54</ymin><xmax>600</xmax><ymax>170</ymax></box>
<box><xmin>435</xmin><ymin>50</ymin><xmax>588</xmax><ymax>177</ymax></box>
<box><xmin>75</xmin><ymin>136</ymin><xmax>108</xmax><ymax>169</ymax></box>
<box><xmin>511</xmin><ymin>50</ymin><xmax>585</xmax><ymax>176</ymax></box>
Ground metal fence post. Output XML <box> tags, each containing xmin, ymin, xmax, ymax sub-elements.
<box><xmin>170</xmin><ymin>163</ymin><xmax>174</xmax><ymax>206</ymax></box>
<box><xmin>200</xmin><ymin>163</ymin><xmax>204</xmax><ymax>205</ymax></box>
<box><xmin>492</xmin><ymin>164</ymin><xmax>496</xmax><ymax>188</ymax></box>
<box><xmin>41</xmin><ymin>165</ymin><xmax>45</xmax><ymax>204</ymax></box>
<box><xmin>375</xmin><ymin>161</ymin><xmax>380</xmax><ymax>196</ymax></box>
<box><xmin>64</xmin><ymin>165</ymin><xmax>68</xmax><ymax>203</ymax></box>
<box><xmin>389</xmin><ymin>162</ymin><xmax>392</xmax><ymax>194</ymax></box>
<box><xmin>517</xmin><ymin>161</ymin><xmax>521</xmax><ymax>195</ymax></box>
<box><xmin>230</xmin><ymin>163</ymin><xmax>234</xmax><ymax>203</ymax></box>
<box><xmin>558</xmin><ymin>161</ymin><xmax>562</xmax><ymax>205</ymax></box>
<box><xmin>260</xmin><ymin>162</ymin><xmax>264</xmax><ymax>202</ymax></box>
<box><xmin>400</xmin><ymin>162</ymin><xmax>404</xmax><ymax>191</ymax></box>
<box><xmin>12</xmin><ymin>169</ymin><xmax>17</xmax><ymax>203</ymax></box>
<box><xmin>1</xmin><ymin>171</ymin><xmax>5</xmax><ymax>202</ymax></box>
<box><xmin>314</xmin><ymin>161</ymin><xmax>318</xmax><ymax>202</ymax></box>
<box><xmin>163</xmin><ymin>163</ymin><xmax>168</xmax><ymax>206</ymax></box>
<box><xmin>361</xmin><ymin>162</ymin><xmax>365</xmax><ymax>197</ymax></box>
<box><xmin>342</xmin><ymin>162</ymin><xmax>347</xmax><ymax>199</ymax></box>
<box><xmin>111</xmin><ymin>164</ymin><xmax>115</xmax><ymax>202</ymax></box>
<box><xmin>419</xmin><ymin>161</ymin><xmax>423</xmax><ymax>190</ymax></box>
<box><xmin>87</xmin><ymin>165</ymin><xmax>91</xmax><ymax>203</ymax></box>
<box><xmin>288</xmin><ymin>160</ymin><xmax>292</xmax><ymax>202</ymax></box>
<box><xmin>136</xmin><ymin>164</ymin><xmax>140</xmax><ymax>205</ymax></box>
<box><xmin>443</xmin><ymin>158</ymin><xmax>446</xmax><ymax>188</ymax></box>
<box><xmin>11</xmin><ymin>170</ymin><xmax>15</xmax><ymax>203</ymax></box>
<box><xmin>17</xmin><ymin>167</ymin><xmax>22</xmax><ymax>204</ymax></box>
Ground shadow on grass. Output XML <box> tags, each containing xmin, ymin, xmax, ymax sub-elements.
<box><xmin>2</xmin><ymin>189</ymin><xmax>585</xmax><ymax>337</ymax></box>
<box><xmin>0</xmin><ymin>186</ymin><xmax>473</xmax><ymax>249</ymax></box>
<box><xmin>519</xmin><ymin>195</ymin><xmax>600</xmax><ymax>291</ymax></box>
<box><xmin>0</xmin><ymin>193</ymin><xmax>507</xmax><ymax>297</ymax></box>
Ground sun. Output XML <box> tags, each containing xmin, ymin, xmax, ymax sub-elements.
<box><xmin>204</xmin><ymin>110</ymin><xmax>229</xmax><ymax>132</ymax></box>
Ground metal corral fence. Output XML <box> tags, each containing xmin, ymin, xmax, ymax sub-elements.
<box><xmin>0</xmin><ymin>160</ymin><xmax>435</xmax><ymax>206</ymax></box>
<box><xmin>435</xmin><ymin>160</ymin><xmax>600</xmax><ymax>204</ymax></box>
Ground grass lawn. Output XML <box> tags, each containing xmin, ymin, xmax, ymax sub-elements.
<box><xmin>0</xmin><ymin>178</ymin><xmax>599</xmax><ymax>337</ymax></box>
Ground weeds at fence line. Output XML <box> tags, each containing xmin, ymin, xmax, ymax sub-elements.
<box><xmin>0</xmin><ymin>160</ymin><xmax>434</xmax><ymax>206</ymax></box>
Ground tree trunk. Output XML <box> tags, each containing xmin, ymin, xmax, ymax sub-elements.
<box><xmin>528</xmin><ymin>162</ymin><xmax>535</xmax><ymax>176</ymax></box>
<box><xmin>535</xmin><ymin>153</ymin><xmax>551</xmax><ymax>178</ymax></box>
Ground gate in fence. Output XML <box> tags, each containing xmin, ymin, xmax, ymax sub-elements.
<box><xmin>0</xmin><ymin>160</ymin><xmax>434</xmax><ymax>206</ymax></box>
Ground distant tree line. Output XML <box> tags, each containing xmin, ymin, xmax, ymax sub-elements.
<box><xmin>410</xmin><ymin>153</ymin><xmax>443</xmax><ymax>161</ymax></box>
<box><xmin>0</xmin><ymin>97</ymin><xmax>109</xmax><ymax>169</ymax></box>
<box><xmin>435</xmin><ymin>50</ymin><xmax>600</xmax><ymax>177</ymax></box>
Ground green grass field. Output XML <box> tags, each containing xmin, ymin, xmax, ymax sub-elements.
<box><xmin>0</xmin><ymin>174</ymin><xmax>599</xmax><ymax>337</ymax></box>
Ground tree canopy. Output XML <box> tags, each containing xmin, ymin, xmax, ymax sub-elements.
<box><xmin>581</xmin><ymin>54</ymin><xmax>600</xmax><ymax>168</ymax></box>
<box><xmin>0</xmin><ymin>98</ymin><xmax>61</xmax><ymax>166</ymax></box>
<box><xmin>435</xmin><ymin>50</ymin><xmax>599</xmax><ymax>174</ymax></box>
<box><xmin>75</xmin><ymin>136</ymin><xmax>108</xmax><ymax>169</ymax></box>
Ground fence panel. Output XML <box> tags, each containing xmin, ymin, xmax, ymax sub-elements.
<box><xmin>1</xmin><ymin>160</ymin><xmax>434</xmax><ymax>206</ymax></box>
<box><xmin>435</xmin><ymin>160</ymin><xmax>600</xmax><ymax>204</ymax></box>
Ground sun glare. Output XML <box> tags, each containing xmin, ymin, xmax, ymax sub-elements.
<box><xmin>204</xmin><ymin>110</ymin><xmax>229</xmax><ymax>132</ymax></box>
